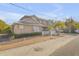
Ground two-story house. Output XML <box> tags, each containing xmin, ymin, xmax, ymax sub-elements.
<box><xmin>12</xmin><ymin>15</ymin><xmax>52</xmax><ymax>34</ymax></box>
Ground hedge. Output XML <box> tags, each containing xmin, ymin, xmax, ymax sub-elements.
<box><xmin>13</xmin><ymin>32</ymin><xmax>42</xmax><ymax>39</ymax></box>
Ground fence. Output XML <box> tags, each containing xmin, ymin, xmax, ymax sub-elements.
<box><xmin>0</xmin><ymin>34</ymin><xmax>11</xmax><ymax>42</ymax></box>
<box><xmin>42</xmin><ymin>30</ymin><xmax>58</xmax><ymax>36</ymax></box>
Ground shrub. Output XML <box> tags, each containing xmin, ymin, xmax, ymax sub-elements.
<box><xmin>14</xmin><ymin>32</ymin><xmax>42</xmax><ymax>39</ymax></box>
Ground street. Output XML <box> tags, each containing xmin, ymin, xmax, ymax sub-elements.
<box><xmin>0</xmin><ymin>34</ymin><xmax>78</xmax><ymax>56</ymax></box>
<box><xmin>50</xmin><ymin>36</ymin><xmax>79</xmax><ymax>56</ymax></box>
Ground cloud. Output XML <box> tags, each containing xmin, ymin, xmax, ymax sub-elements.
<box><xmin>0</xmin><ymin>4</ymin><xmax>64</xmax><ymax>24</ymax></box>
<box><xmin>0</xmin><ymin>11</ymin><xmax>23</xmax><ymax>24</ymax></box>
<box><xmin>37</xmin><ymin>4</ymin><xmax>64</xmax><ymax>20</ymax></box>
<box><xmin>53</xmin><ymin>4</ymin><xmax>63</xmax><ymax>14</ymax></box>
<box><xmin>26</xmin><ymin>4</ymin><xmax>64</xmax><ymax>19</ymax></box>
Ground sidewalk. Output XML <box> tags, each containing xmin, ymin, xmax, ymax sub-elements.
<box><xmin>0</xmin><ymin>34</ymin><xmax>79</xmax><ymax>56</ymax></box>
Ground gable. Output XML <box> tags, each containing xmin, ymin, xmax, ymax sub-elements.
<box><xmin>17</xmin><ymin>15</ymin><xmax>52</xmax><ymax>27</ymax></box>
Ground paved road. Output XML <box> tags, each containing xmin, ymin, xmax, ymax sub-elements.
<box><xmin>0</xmin><ymin>34</ymin><xmax>78</xmax><ymax>56</ymax></box>
<box><xmin>50</xmin><ymin>36</ymin><xmax>79</xmax><ymax>56</ymax></box>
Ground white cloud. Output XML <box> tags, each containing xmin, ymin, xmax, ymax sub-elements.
<box><xmin>0</xmin><ymin>4</ymin><xmax>65</xmax><ymax>24</ymax></box>
<box><xmin>53</xmin><ymin>4</ymin><xmax>63</xmax><ymax>14</ymax></box>
<box><xmin>0</xmin><ymin>11</ymin><xmax>23</xmax><ymax>24</ymax></box>
<box><xmin>26</xmin><ymin>4</ymin><xmax>64</xmax><ymax>19</ymax></box>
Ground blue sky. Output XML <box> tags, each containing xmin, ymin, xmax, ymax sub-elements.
<box><xmin>0</xmin><ymin>3</ymin><xmax>79</xmax><ymax>24</ymax></box>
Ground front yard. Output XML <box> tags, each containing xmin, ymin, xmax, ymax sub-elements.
<box><xmin>0</xmin><ymin>33</ymin><xmax>65</xmax><ymax>51</ymax></box>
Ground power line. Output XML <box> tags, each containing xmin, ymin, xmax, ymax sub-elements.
<box><xmin>9</xmin><ymin>3</ymin><xmax>54</xmax><ymax>19</ymax></box>
<box><xmin>9</xmin><ymin>3</ymin><xmax>33</xmax><ymax>14</ymax></box>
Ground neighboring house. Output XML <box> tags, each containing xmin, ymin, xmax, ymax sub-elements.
<box><xmin>12</xmin><ymin>15</ymin><xmax>52</xmax><ymax>34</ymax></box>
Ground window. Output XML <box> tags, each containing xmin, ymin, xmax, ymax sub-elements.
<box><xmin>33</xmin><ymin>26</ymin><xmax>41</xmax><ymax>32</ymax></box>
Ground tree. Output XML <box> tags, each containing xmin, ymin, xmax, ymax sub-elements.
<box><xmin>47</xmin><ymin>20</ymin><xmax>66</xmax><ymax>36</ymax></box>
<box><xmin>65</xmin><ymin>18</ymin><xmax>76</xmax><ymax>33</ymax></box>
<box><xmin>0</xmin><ymin>19</ymin><xmax>11</xmax><ymax>34</ymax></box>
<box><xmin>54</xmin><ymin>21</ymin><xmax>66</xmax><ymax>30</ymax></box>
<box><xmin>48</xmin><ymin>25</ymin><xmax>54</xmax><ymax>30</ymax></box>
<box><xmin>74</xmin><ymin>23</ymin><xmax>79</xmax><ymax>29</ymax></box>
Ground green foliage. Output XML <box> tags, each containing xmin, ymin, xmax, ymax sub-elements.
<box><xmin>14</xmin><ymin>32</ymin><xmax>42</xmax><ymax>39</ymax></box>
<box><xmin>74</xmin><ymin>23</ymin><xmax>79</xmax><ymax>29</ymax></box>
<box><xmin>54</xmin><ymin>21</ymin><xmax>66</xmax><ymax>29</ymax></box>
<box><xmin>48</xmin><ymin>18</ymin><xmax>79</xmax><ymax>33</ymax></box>
<box><xmin>48</xmin><ymin>25</ymin><xmax>54</xmax><ymax>30</ymax></box>
<box><xmin>65</xmin><ymin>18</ymin><xmax>78</xmax><ymax>33</ymax></box>
<box><xmin>48</xmin><ymin>21</ymin><xmax>66</xmax><ymax>31</ymax></box>
<box><xmin>0</xmin><ymin>19</ymin><xmax>11</xmax><ymax>33</ymax></box>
